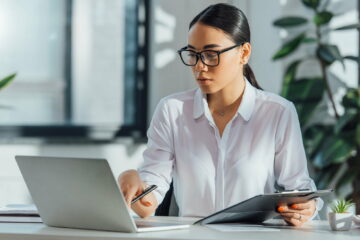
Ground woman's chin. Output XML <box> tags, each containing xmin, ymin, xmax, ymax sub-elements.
<box><xmin>198</xmin><ymin>85</ymin><xmax>218</xmax><ymax>94</ymax></box>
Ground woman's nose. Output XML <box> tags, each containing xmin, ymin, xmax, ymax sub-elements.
<box><xmin>194</xmin><ymin>57</ymin><xmax>208</xmax><ymax>72</ymax></box>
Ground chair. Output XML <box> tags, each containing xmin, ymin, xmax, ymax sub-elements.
<box><xmin>155</xmin><ymin>182</ymin><xmax>179</xmax><ymax>216</ymax></box>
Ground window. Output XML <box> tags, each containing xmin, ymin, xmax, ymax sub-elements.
<box><xmin>0</xmin><ymin>0</ymin><xmax>149</xmax><ymax>139</ymax></box>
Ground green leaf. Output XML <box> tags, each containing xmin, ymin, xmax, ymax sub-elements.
<box><xmin>303</xmin><ymin>37</ymin><xmax>317</xmax><ymax>44</ymax></box>
<box><xmin>0</xmin><ymin>73</ymin><xmax>16</xmax><ymax>90</ymax></box>
<box><xmin>334</xmin><ymin>23</ymin><xmax>360</xmax><ymax>31</ymax></box>
<box><xmin>273</xmin><ymin>16</ymin><xmax>308</xmax><ymax>28</ymax></box>
<box><xmin>272</xmin><ymin>33</ymin><xmax>306</xmax><ymax>60</ymax></box>
<box><xmin>313</xmin><ymin>136</ymin><xmax>355</xmax><ymax>168</ymax></box>
<box><xmin>335</xmin><ymin>109</ymin><xmax>358</xmax><ymax>134</ymax></box>
<box><xmin>330</xmin><ymin>199</ymin><xmax>354</xmax><ymax>213</ymax></box>
<box><xmin>315</xmin><ymin>165</ymin><xmax>338</xmax><ymax>189</ymax></box>
<box><xmin>282</xmin><ymin>78</ymin><xmax>324</xmax><ymax>125</ymax></box>
<box><xmin>317</xmin><ymin>44</ymin><xmax>344</xmax><ymax>68</ymax></box>
<box><xmin>335</xmin><ymin>169</ymin><xmax>358</xmax><ymax>196</ymax></box>
<box><xmin>304</xmin><ymin>124</ymin><xmax>333</xmax><ymax>158</ymax></box>
<box><xmin>357</xmin><ymin>124</ymin><xmax>360</xmax><ymax>146</ymax></box>
<box><xmin>283</xmin><ymin>78</ymin><xmax>324</xmax><ymax>101</ymax></box>
<box><xmin>343</xmin><ymin>55</ymin><xmax>360</xmax><ymax>64</ymax></box>
<box><xmin>302</xmin><ymin>0</ymin><xmax>320</xmax><ymax>9</ymax></box>
<box><xmin>342</xmin><ymin>88</ymin><xmax>360</xmax><ymax>109</ymax></box>
<box><xmin>281</xmin><ymin>60</ymin><xmax>302</xmax><ymax>96</ymax></box>
<box><xmin>313</xmin><ymin>11</ymin><xmax>333</xmax><ymax>26</ymax></box>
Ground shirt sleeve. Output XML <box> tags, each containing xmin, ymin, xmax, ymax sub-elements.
<box><xmin>138</xmin><ymin>99</ymin><xmax>174</xmax><ymax>206</ymax></box>
<box><xmin>274</xmin><ymin>102</ymin><xmax>324</xmax><ymax>218</ymax></box>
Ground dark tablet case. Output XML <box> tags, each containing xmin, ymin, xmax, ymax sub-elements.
<box><xmin>194</xmin><ymin>189</ymin><xmax>333</xmax><ymax>225</ymax></box>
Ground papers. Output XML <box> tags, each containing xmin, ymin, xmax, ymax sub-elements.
<box><xmin>0</xmin><ymin>216</ymin><xmax>42</xmax><ymax>223</ymax></box>
<box><xmin>0</xmin><ymin>204</ymin><xmax>42</xmax><ymax>223</ymax></box>
<box><xmin>206</xmin><ymin>223</ymin><xmax>280</xmax><ymax>232</ymax></box>
<box><xmin>0</xmin><ymin>204</ymin><xmax>39</xmax><ymax>216</ymax></box>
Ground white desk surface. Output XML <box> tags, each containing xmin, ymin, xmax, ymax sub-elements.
<box><xmin>0</xmin><ymin>216</ymin><xmax>359</xmax><ymax>240</ymax></box>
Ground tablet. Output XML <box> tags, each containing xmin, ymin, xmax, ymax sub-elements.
<box><xmin>194</xmin><ymin>189</ymin><xmax>333</xmax><ymax>225</ymax></box>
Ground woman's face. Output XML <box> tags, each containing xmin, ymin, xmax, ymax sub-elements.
<box><xmin>187</xmin><ymin>22</ymin><xmax>250</xmax><ymax>94</ymax></box>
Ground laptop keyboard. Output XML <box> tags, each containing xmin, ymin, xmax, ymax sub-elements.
<box><xmin>135</xmin><ymin>221</ymin><xmax>184</xmax><ymax>228</ymax></box>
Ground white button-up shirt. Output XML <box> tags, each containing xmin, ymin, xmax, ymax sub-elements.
<box><xmin>139</xmin><ymin>79</ymin><xmax>322</xmax><ymax>217</ymax></box>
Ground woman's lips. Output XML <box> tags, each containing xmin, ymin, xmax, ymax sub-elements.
<box><xmin>197</xmin><ymin>78</ymin><xmax>212</xmax><ymax>84</ymax></box>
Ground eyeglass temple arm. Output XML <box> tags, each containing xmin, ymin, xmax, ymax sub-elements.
<box><xmin>177</xmin><ymin>46</ymin><xmax>188</xmax><ymax>53</ymax></box>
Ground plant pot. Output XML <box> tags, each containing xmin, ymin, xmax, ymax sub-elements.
<box><xmin>328</xmin><ymin>212</ymin><xmax>353</xmax><ymax>231</ymax></box>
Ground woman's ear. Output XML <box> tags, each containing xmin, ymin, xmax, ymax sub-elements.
<box><xmin>240</xmin><ymin>42</ymin><xmax>251</xmax><ymax>64</ymax></box>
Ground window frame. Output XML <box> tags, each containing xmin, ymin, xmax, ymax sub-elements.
<box><xmin>0</xmin><ymin>0</ymin><xmax>150</xmax><ymax>141</ymax></box>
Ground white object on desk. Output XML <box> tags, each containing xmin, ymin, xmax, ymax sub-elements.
<box><xmin>0</xmin><ymin>216</ymin><xmax>42</xmax><ymax>223</ymax></box>
<box><xmin>353</xmin><ymin>215</ymin><xmax>360</xmax><ymax>225</ymax></box>
<box><xmin>0</xmin><ymin>204</ymin><xmax>41</xmax><ymax>223</ymax></box>
<box><xmin>328</xmin><ymin>212</ymin><xmax>353</xmax><ymax>231</ymax></box>
<box><xmin>0</xmin><ymin>204</ymin><xmax>38</xmax><ymax>216</ymax></box>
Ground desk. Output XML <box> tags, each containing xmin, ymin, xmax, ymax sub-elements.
<box><xmin>0</xmin><ymin>217</ymin><xmax>358</xmax><ymax>240</ymax></box>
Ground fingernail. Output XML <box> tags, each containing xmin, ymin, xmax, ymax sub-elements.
<box><xmin>277</xmin><ymin>207</ymin><xmax>285</xmax><ymax>212</ymax></box>
<box><xmin>144</xmin><ymin>201</ymin><xmax>152</xmax><ymax>207</ymax></box>
<box><xmin>291</xmin><ymin>204</ymin><xmax>298</xmax><ymax>209</ymax></box>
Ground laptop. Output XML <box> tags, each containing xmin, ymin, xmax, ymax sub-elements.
<box><xmin>15</xmin><ymin>155</ymin><xmax>190</xmax><ymax>233</ymax></box>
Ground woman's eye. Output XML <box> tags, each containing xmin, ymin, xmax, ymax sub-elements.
<box><xmin>204</xmin><ymin>52</ymin><xmax>217</xmax><ymax>58</ymax></box>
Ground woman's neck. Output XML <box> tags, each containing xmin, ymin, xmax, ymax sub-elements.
<box><xmin>207</xmin><ymin>76</ymin><xmax>246</xmax><ymax>112</ymax></box>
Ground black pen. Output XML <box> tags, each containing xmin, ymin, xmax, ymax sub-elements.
<box><xmin>131</xmin><ymin>185</ymin><xmax>158</xmax><ymax>205</ymax></box>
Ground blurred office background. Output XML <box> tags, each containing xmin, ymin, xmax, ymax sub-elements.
<box><xmin>0</xmin><ymin>0</ymin><xmax>358</xmax><ymax>217</ymax></box>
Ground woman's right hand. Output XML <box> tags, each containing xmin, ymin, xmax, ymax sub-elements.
<box><xmin>118</xmin><ymin>170</ymin><xmax>157</xmax><ymax>218</ymax></box>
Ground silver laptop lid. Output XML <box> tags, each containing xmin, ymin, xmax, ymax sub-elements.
<box><xmin>15</xmin><ymin>155</ymin><xmax>137</xmax><ymax>232</ymax></box>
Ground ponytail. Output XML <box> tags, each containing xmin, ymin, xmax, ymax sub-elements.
<box><xmin>244</xmin><ymin>64</ymin><xmax>262</xmax><ymax>90</ymax></box>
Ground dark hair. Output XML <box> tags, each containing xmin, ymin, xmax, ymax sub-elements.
<box><xmin>189</xmin><ymin>3</ymin><xmax>262</xmax><ymax>90</ymax></box>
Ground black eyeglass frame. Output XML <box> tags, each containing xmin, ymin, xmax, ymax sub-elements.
<box><xmin>177</xmin><ymin>43</ymin><xmax>244</xmax><ymax>67</ymax></box>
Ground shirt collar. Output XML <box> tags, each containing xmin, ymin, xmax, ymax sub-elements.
<box><xmin>193</xmin><ymin>88</ymin><xmax>206</xmax><ymax>119</ymax></box>
<box><xmin>193</xmin><ymin>78</ymin><xmax>256</xmax><ymax>121</ymax></box>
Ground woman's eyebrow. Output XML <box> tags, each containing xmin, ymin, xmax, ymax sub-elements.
<box><xmin>187</xmin><ymin>44</ymin><xmax>221</xmax><ymax>50</ymax></box>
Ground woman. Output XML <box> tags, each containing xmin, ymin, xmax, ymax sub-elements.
<box><xmin>118</xmin><ymin>3</ymin><xmax>322</xmax><ymax>226</ymax></box>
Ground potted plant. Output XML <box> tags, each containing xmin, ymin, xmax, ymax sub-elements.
<box><xmin>272</xmin><ymin>0</ymin><xmax>360</xmax><ymax>214</ymax></box>
<box><xmin>328</xmin><ymin>199</ymin><xmax>354</xmax><ymax>231</ymax></box>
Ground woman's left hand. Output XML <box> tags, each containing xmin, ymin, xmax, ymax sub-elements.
<box><xmin>277</xmin><ymin>199</ymin><xmax>316</xmax><ymax>226</ymax></box>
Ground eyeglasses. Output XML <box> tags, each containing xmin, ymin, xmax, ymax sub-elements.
<box><xmin>177</xmin><ymin>44</ymin><xmax>243</xmax><ymax>67</ymax></box>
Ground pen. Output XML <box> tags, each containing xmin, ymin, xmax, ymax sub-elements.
<box><xmin>131</xmin><ymin>185</ymin><xmax>158</xmax><ymax>205</ymax></box>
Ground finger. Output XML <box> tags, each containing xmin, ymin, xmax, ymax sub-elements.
<box><xmin>280</xmin><ymin>212</ymin><xmax>304</xmax><ymax>219</ymax></box>
<box><xmin>280</xmin><ymin>208</ymin><xmax>313</xmax><ymax>216</ymax></box>
<box><xmin>276</xmin><ymin>204</ymin><xmax>289</xmax><ymax>213</ymax></box>
<box><xmin>283</xmin><ymin>216</ymin><xmax>292</xmax><ymax>225</ymax></box>
<box><xmin>282</xmin><ymin>213</ymin><xmax>309</xmax><ymax>226</ymax></box>
<box><xmin>139</xmin><ymin>198</ymin><xmax>153</xmax><ymax>207</ymax></box>
<box><xmin>120</xmin><ymin>183</ymin><xmax>134</xmax><ymax>193</ymax></box>
<box><xmin>289</xmin><ymin>200</ymin><xmax>313</xmax><ymax>210</ymax></box>
<box><xmin>138</xmin><ymin>192</ymin><xmax>152</xmax><ymax>206</ymax></box>
<box><xmin>124</xmin><ymin>187</ymin><xmax>138</xmax><ymax>206</ymax></box>
<box><xmin>279</xmin><ymin>212</ymin><xmax>297</xmax><ymax>218</ymax></box>
<box><xmin>283</xmin><ymin>216</ymin><xmax>303</xmax><ymax>227</ymax></box>
<box><xmin>280</xmin><ymin>212</ymin><xmax>309</xmax><ymax>220</ymax></box>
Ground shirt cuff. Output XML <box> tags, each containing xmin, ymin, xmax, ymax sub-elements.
<box><xmin>309</xmin><ymin>197</ymin><xmax>324</xmax><ymax>221</ymax></box>
<box><xmin>138</xmin><ymin>171</ymin><xmax>167</xmax><ymax>206</ymax></box>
